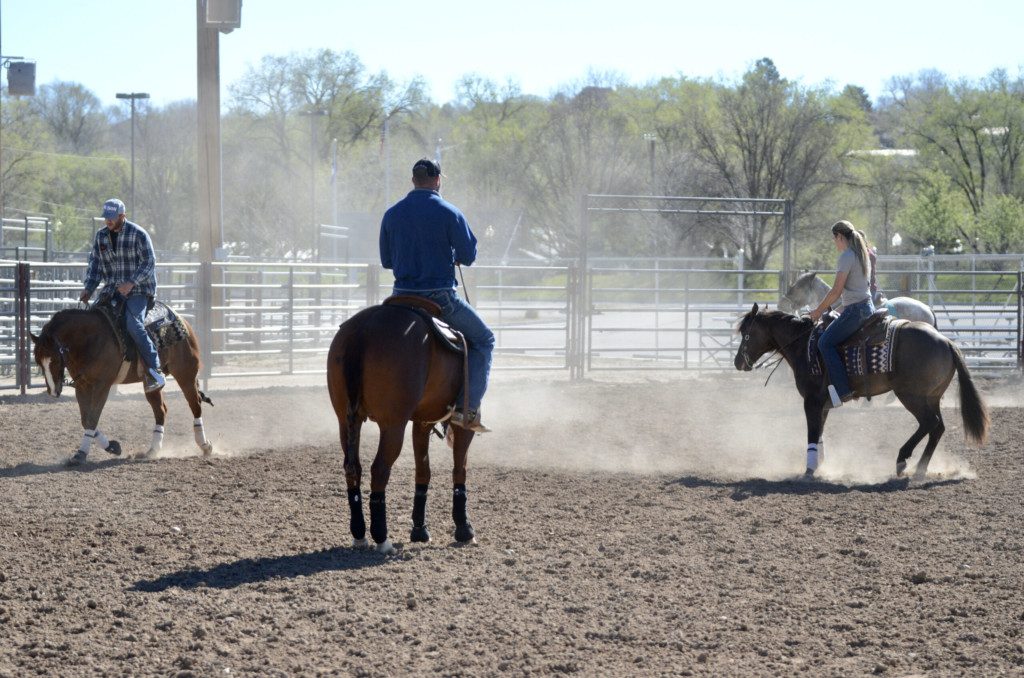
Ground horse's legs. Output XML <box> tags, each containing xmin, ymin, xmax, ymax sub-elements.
<box><xmin>69</xmin><ymin>384</ymin><xmax>115</xmax><ymax>464</ymax></box>
<box><xmin>451</xmin><ymin>427</ymin><xmax>475</xmax><ymax>543</ymax></box>
<box><xmin>368</xmin><ymin>424</ymin><xmax>406</xmax><ymax>554</ymax></box>
<box><xmin>893</xmin><ymin>391</ymin><xmax>940</xmax><ymax>477</ymax></box>
<box><xmin>410</xmin><ymin>424</ymin><xmax>432</xmax><ymax>543</ymax></box>
<box><xmin>171</xmin><ymin>349</ymin><xmax>213</xmax><ymax>455</ymax></box>
<box><xmin>340</xmin><ymin>417</ymin><xmax>367</xmax><ymax>547</ymax></box>
<box><xmin>803</xmin><ymin>397</ymin><xmax>827</xmax><ymax>476</ymax></box>
<box><xmin>912</xmin><ymin>398</ymin><xmax>945</xmax><ymax>480</ymax></box>
<box><xmin>143</xmin><ymin>387</ymin><xmax>168</xmax><ymax>457</ymax></box>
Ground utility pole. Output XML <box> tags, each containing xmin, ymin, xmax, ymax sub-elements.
<box><xmin>196</xmin><ymin>0</ymin><xmax>241</xmax><ymax>383</ymax></box>
<box><xmin>298</xmin><ymin>109</ymin><xmax>326</xmax><ymax>260</ymax></box>
<box><xmin>115</xmin><ymin>92</ymin><xmax>150</xmax><ymax>214</ymax></box>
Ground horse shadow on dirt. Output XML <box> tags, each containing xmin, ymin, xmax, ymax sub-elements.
<box><xmin>0</xmin><ymin>457</ymin><xmax>131</xmax><ymax>478</ymax></box>
<box><xmin>132</xmin><ymin>546</ymin><xmax>389</xmax><ymax>592</ymax></box>
<box><xmin>666</xmin><ymin>475</ymin><xmax>967</xmax><ymax>502</ymax></box>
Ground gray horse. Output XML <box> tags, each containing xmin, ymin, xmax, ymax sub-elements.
<box><xmin>780</xmin><ymin>272</ymin><xmax>937</xmax><ymax>327</ymax></box>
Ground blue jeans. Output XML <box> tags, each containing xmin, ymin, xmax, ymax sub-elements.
<box><xmin>817</xmin><ymin>299</ymin><xmax>874</xmax><ymax>398</ymax></box>
<box><xmin>124</xmin><ymin>294</ymin><xmax>161</xmax><ymax>372</ymax></box>
<box><xmin>405</xmin><ymin>288</ymin><xmax>494</xmax><ymax>411</ymax></box>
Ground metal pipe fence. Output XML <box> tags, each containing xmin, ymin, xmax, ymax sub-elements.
<box><xmin>2</xmin><ymin>258</ymin><xmax>1021</xmax><ymax>392</ymax></box>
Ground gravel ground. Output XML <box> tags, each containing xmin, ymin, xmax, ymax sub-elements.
<box><xmin>0</xmin><ymin>373</ymin><xmax>1021</xmax><ymax>676</ymax></box>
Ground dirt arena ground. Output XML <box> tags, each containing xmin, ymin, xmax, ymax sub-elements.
<box><xmin>1</xmin><ymin>371</ymin><xmax>1022</xmax><ymax>677</ymax></box>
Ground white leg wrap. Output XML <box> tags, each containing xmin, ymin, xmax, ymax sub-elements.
<box><xmin>193</xmin><ymin>417</ymin><xmax>209</xmax><ymax>447</ymax></box>
<box><xmin>95</xmin><ymin>430</ymin><xmax>111</xmax><ymax>449</ymax></box>
<box><xmin>79</xmin><ymin>429</ymin><xmax>96</xmax><ymax>454</ymax></box>
<box><xmin>806</xmin><ymin>443</ymin><xmax>821</xmax><ymax>471</ymax></box>
<box><xmin>150</xmin><ymin>425</ymin><xmax>165</xmax><ymax>452</ymax></box>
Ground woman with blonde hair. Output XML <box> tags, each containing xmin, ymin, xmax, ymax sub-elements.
<box><xmin>808</xmin><ymin>220</ymin><xmax>875</xmax><ymax>408</ymax></box>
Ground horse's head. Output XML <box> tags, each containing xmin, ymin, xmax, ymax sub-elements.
<box><xmin>734</xmin><ymin>303</ymin><xmax>775</xmax><ymax>371</ymax></box>
<box><xmin>778</xmin><ymin>271</ymin><xmax>817</xmax><ymax>313</ymax></box>
<box><xmin>29</xmin><ymin>329</ymin><xmax>67</xmax><ymax>398</ymax></box>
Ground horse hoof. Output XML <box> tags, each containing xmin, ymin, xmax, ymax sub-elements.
<box><xmin>376</xmin><ymin>539</ymin><xmax>397</xmax><ymax>555</ymax></box>
<box><xmin>804</xmin><ymin>467</ymin><xmax>816</xmax><ymax>477</ymax></box>
<box><xmin>104</xmin><ymin>441</ymin><xmax>122</xmax><ymax>456</ymax></box>
<box><xmin>200</xmin><ymin>442</ymin><xmax>214</xmax><ymax>456</ymax></box>
<box><xmin>454</xmin><ymin>523</ymin><xmax>476</xmax><ymax>544</ymax></box>
<box><xmin>896</xmin><ymin>462</ymin><xmax>907</xmax><ymax>477</ymax></box>
<box><xmin>410</xmin><ymin>526</ymin><xmax>431</xmax><ymax>543</ymax></box>
<box><xmin>352</xmin><ymin>537</ymin><xmax>369</xmax><ymax>549</ymax></box>
<box><xmin>65</xmin><ymin>451</ymin><xmax>87</xmax><ymax>467</ymax></box>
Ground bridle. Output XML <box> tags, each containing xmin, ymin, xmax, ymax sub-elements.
<box><xmin>44</xmin><ymin>335</ymin><xmax>77</xmax><ymax>392</ymax></box>
<box><xmin>738</xmin><ymin>313</ymin><xmax>816</xmax><ymax>382</ymax></box>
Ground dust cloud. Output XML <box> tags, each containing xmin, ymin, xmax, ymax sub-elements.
<box><xmin>145</xmin><ymin>372</ymin><xmax>983</xmax><ymax>486</ymax></box>
<box><xmin>475</xmin><ymin>373</ymin><xmax>979</xmax><ymax>485</ymax></box>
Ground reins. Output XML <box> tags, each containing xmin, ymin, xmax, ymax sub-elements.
<box><xmin>457</xmin><ymin>263</ymin><xmax>470</xmax><ymax>305</ymax></box>
<box><xmin>748</xmin><ymin>316</ymin><xmax>816</xmax><ymax>387</ymax></box>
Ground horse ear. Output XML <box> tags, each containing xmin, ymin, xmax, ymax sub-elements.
<box><xmin>29</xmin><ymin>333</ymin><xmax>39</xmax><ymax>344</ymax></box>
<box><xmin>751</xmin><ymin>303</ymin><xmax>759</xmax><ymax>315</ymax></box>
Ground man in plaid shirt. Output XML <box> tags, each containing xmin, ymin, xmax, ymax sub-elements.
<box><xmin>79</xmin><ymin>198</ymin><xmax>165</xmax><ymax>393</ymax></box>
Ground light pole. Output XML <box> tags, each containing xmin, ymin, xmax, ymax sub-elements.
<box><xmin>642</xmin><ymin>132</ymin><xmax>656</xmax><ymax>191</ymax></box>
<box><xmin>298</xmin><ymin>109</ymin><xmax>327</xmax><ymax>259</ymax></box>
<box><xmin>115</xmin><ymin>92</ymin><xmax>150</xmax><ymax>214</ymax></box>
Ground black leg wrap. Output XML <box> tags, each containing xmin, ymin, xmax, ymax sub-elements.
<box><xmin>369</xmin><ymin>491</ymin><xmax>388</xmax><ymax>544</ymax></box>
<box><xmin>410</xmin><ymin>484</ymin><xmax>430</xmax><ymax>543</ymax></box>
<box><xmin>412</xmin><ymin>483</ymin><xmax>428</xmax><ymax>528</ymax></box>
<box><xmin>452</xmin><ymin>484</ymin><xmax>474</xmax><ymax>542</ymax></box>
<box><xmin>347</xmin><ymin>488</ymin><xmax>366</xmax><ymax>540</ymax></box>
<box><xmin>452</xmin><ymin>484</ymin><xmax>468</xmax><ymax>526</ymax></box>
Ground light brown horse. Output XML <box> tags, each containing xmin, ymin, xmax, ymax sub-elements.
<box><xmin>30</xmin><ymin>307</ymin><xmax>214</xmax><ymax>466</ymax></box>
<box><xmin>327</xmin><ymin>300</ymin><xmax>476</xmax><ymax>554</ymax></box>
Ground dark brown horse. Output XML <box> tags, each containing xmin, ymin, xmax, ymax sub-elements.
<box><xmin>734</xmin><ymin>303</ymin><xmax>988</xmax><ymax>480</ymax></box>
<box><xmin>327</xmin><ymin>300</ymin><xmax>476</xmax><ymax>554</ymax></box>
<box><xmin>30</xmin><ymin>307</ymin><xmax>213</xmax><ymax>465</ymax></box>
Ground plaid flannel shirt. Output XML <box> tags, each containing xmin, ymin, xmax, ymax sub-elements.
<box><xmin>83</xmin><ymin>220</ymin><xmax>157</xmax><ymax>297</ymax></box>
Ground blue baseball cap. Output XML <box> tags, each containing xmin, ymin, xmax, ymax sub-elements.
<box><xmin>102</xmin><ymin>199</ymin><xmax>126</xmax><ymax>220</ymax></box>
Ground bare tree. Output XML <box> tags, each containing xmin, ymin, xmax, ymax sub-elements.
<box><xmin>30</xmin><ymin>81</ymin><xmax>108</xmax><ymax>154</ymax></box>
<box><xmin>686</xmin><ymin>59</ymin><xmax>850</xmax><ymax>268</ymax></box>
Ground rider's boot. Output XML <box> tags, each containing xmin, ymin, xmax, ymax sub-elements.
<box><xmin>450</xmin><ymin>409</ymin><xmax>492</xmax><ymax>433</ymax></box>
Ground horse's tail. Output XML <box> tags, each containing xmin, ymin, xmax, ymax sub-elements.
<box><xmin>341</xmin><ymin>327</ymin><xmax>367</xmax><ymax>451</ymax></box>
<box><xmin>951</xmin><ymin>343</ymin><xmax>989</xmax><ymax>445</ymax></box>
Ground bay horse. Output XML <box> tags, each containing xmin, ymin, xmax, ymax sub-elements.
<box><xmin>327</xmin><ymin>298</ymin><xmax>477</xmax><ymax>554</ymax></box>
<box><xmin>30</xmin><ymin>306</ymin><xmax>214</xmax><ymax>466</ymax></box>
<box><xmin>780</xmin><ymin>271</ymin><xmax>937</xmax><ymax>326</ymax></box>
<box><xmin>734</xmin><ymin>303</ymin><xmax>988</xmax><ymax>480</ymax></box>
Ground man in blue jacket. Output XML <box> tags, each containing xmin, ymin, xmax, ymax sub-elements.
<box><xmin>79</xmin><ymin>198</ymin><xmax>165</xmax><ymax>393</ymax></box>
<box><xmin>379</xmin><ymin>158</ymin><xmax>495</xmax><ymax>432</ymax></box>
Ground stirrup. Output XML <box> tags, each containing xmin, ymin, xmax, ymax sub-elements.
<box><xmin>827</xmin><ymin>385</ymin><xmax>843</xmax><ymax>409</ymax></box>
<box><xmin>450</xmin><ymin>409</ymin><xmax>492</xmax><ymax>433</ymax></box>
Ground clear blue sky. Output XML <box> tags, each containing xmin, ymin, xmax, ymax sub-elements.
<box><xmin>3</xmin><ymin>0</ymin><xmax>1023</xmax><ymax>108</ymax></box>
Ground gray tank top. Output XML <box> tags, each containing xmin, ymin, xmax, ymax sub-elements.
<box><xmin>837</xmin><ymin>248</ymin><xmax>870</xmax><ymax>307</ymax></box>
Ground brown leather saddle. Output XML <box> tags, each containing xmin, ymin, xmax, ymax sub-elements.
<box><xmin>382</xmin><ymin>295</ymin><xmax>465</xmax><ymax>354</ymax></box>
<box><xmin>93</xmin><ymin>298</ymin><xmax>189</xmax><ymax>366</ymax></box>
<box><xmin>810</xmin><ymin>309</ymin><xmax>906</xmax><ymax>377</ymax></box>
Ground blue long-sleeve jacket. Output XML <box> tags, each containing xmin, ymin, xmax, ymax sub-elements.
<box><xmin>379</xmin><ymin>189</ymin><xmax>477</xmax><ymax>292</ymax></box>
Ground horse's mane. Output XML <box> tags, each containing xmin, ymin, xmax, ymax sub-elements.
<box><xmin>794</xmin><ymin>270</ymin><xmax>819</xmax><ymax>286</ymax></box>
<box><xmin>738</xmin><ymin>306</ymin><xmax>813</xmax><ymax>331</ymax></box>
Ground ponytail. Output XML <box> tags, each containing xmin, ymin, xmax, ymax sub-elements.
<box><xmin>832</xmin><ymin>220</ymin><xmax>868</xmax><ymax>276</ymax></box>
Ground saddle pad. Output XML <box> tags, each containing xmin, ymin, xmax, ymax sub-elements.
<box><xmin>808</xmin><ymin>317</ymin><xmax>906</xmax><ymax>377</ymax></box>
<box><xmin>95</xmin><ymin>300</ymin><xmax>190</xmax><ymax>362</ymax></box>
